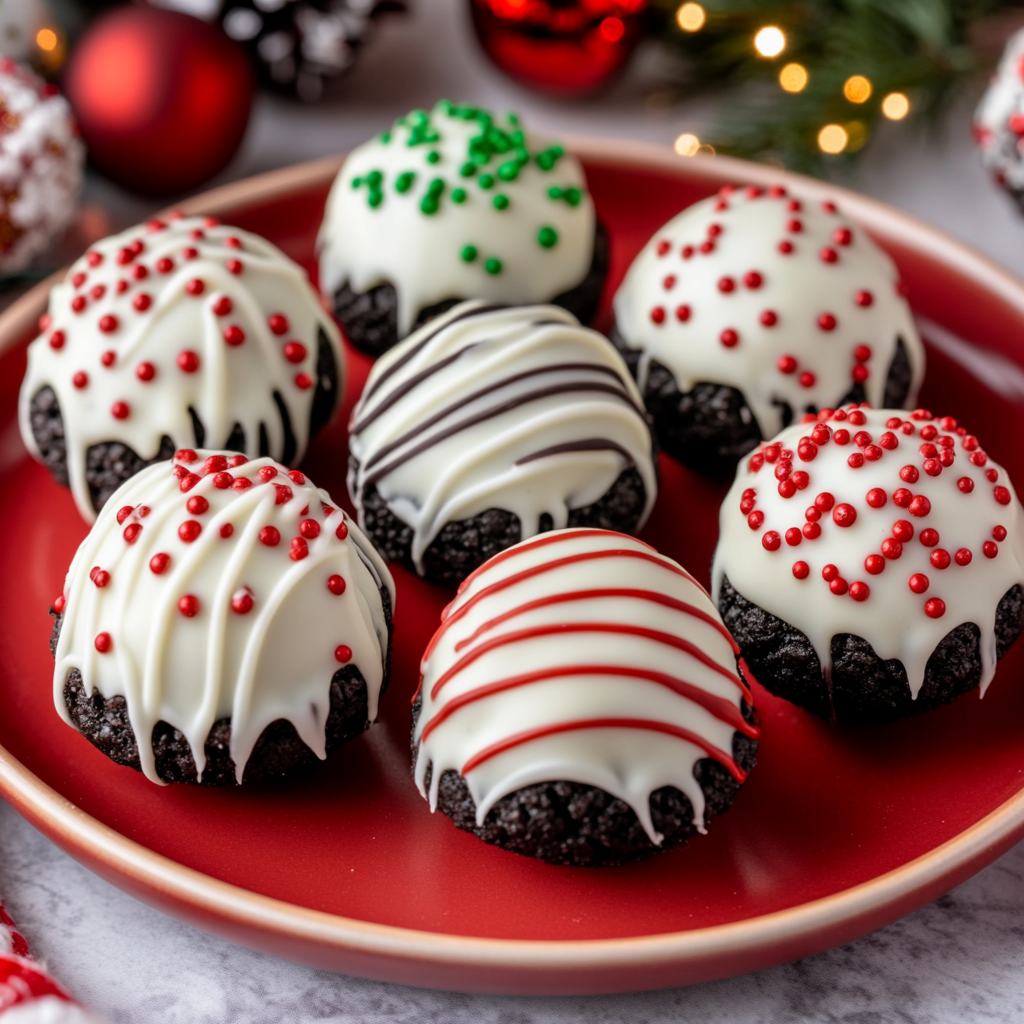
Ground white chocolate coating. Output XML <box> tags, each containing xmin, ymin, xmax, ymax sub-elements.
<box><xmin>613</xmin><ymin>185</ymin><xmax>924</xmax><ymax>439</ymax></box>
<box><xmin>317</xmin><ymin>100</ymin><xmax>595</xmax><ymax>338</ymax></box>
<box><xmin>974</xmin><ymin>28</ymin><xmax>1024</xmax><ymax>196</ymax></box>
<box><xmin>712</xmin><ymin>407</ymin><xmax>1024</xmax><ymax>698</ymax></box>
<box><xmin>53</xmin><ymin>450</ymin><xmax>394</xmax><ymax>785</ymax></box>
<box><xmin>349</xmin><ymin>301</ymin><xmax>657</xmax><ymax>574</ymax></box>
<box><xmin>19</xmin><ymin>215</ymin><xmax>343</xmax><ymax>521</ymax></box>
<box><xmin>0</xmin><ymin>62</ymin><xmax>82</xmax><ymax>274</ymax></box>
<box><xmin>414</xmin><ymin>528</ymin><xmax>757</xmax><ymax>844</ymax></box>
<box><xmin>2</xmin><ymin>997</ymin><xmax>102</xmax><ymax>1024</ymax></box>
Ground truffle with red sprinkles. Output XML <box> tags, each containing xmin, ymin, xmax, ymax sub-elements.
<box><xmin>19</xmin><ymin>214</ymin><xmax>343</xmax><ymax>521</ymax></box>
<box><xmin>611</xmin><ymin>185</ymin><xmax>925</xmax><ymax>477</ymax></box>
<box><xmin>973</xmin><ymin>27</ymin><xmax>1024</xmax><ymax>213</ymax></box>
<box><xmin>712</xmin><ymin>407</ymin><xmax>1024</xmax><ymax>722</ymax></box>
<box><xmin>50</xmin><ymin>450</ymin><xmax>394</xmax><ymax>785</ymax></box>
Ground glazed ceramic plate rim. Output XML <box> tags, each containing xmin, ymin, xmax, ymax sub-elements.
<box><xmin>3</xmin><ymin>141</ymin><xmax>1024</xmax><ymax>995</ymax></box>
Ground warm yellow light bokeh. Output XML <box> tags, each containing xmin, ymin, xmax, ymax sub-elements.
<box><xmin>882</xmin><ymin>92</ymin><xmax>910</xmax><ymax>120</ymax></box>
<box><xmin>818</xmin><ymin>124</ymin><xmax>849</xmax><ymax>154</ymax></box>
<box><xmin>676</xmin><ymin>3</ymin><xmax>705</xmax><ymax>32</ymax></box>
<box><xmin>36</xmin><ymin>28</ymin><xmax>57</xmax><ymax>51</ymax></box>
<box><xmin>674</xmin><ymin>133</ymin><xmax>701</xmax><ymax>157</ymax></box>
<box><xmin>779</xmin><ymin>63</ymin><xmax>808</xmax><ymax>93</ymax></box>
<box><xmin>845</xmin><ymin>120</ymin><xmax>868</xmax><ymax>152</ymax></box>
<box><xmin>843</xmin><ymin>75</ymin><xmax>872</xmax><ymax>104</ymax></box>
<box><xmin>754</xmin><ymin>26</ymin><xmax>785</xmax><ymax>57</ymax></box>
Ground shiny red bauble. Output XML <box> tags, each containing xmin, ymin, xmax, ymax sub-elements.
<box><xmin>468</xmin><ymin>0</ymin><xmax>648</xmax><ymax>97</ymax></box>
<box><xmin>64</xmin><ymin>7</ymin><xmax>253</xmax><ymax>195</ymax></box>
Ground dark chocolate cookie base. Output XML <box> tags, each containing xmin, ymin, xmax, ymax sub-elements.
<box><xmin>29</xmin><ymin>327</ymin><xmax>340</xmax><ymax>515</ymax></box>
<box><xmin>608</xmin><ymin>325</ymin><xmax>913</xmax><ymax>479</ymax></box>
<box><xmin>718</xmin><ymin>574</ymin><xmax>1024</xmax><ymax>723</ymax></box>
<box><xmin>334</xmin><ymin>222</ymin><xmax>611</xmax><ymax>359</ymax></box>
<box><xmin>49</xmin><ymin>584</ymin><xmax>392</xmax><ymax>786</ymax></box>
<box><xmin>412</xmin><ymin>700</ymin><xmax>758</xmax><ymax>867</ymax></box>
<box><xmin>355</xmin><ymin>462</ymin><xmax>649</xmax><ymax>588</ymax></box>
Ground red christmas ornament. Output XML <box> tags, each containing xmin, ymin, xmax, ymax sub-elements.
<box><xmin>64</xmin><ymin>7</ymin><xmax>253</xmax><ymax>195</ymax></box>
<box><xmin>468</xmin><ymin>0</ymin><xmax>648</xmax><ymax>97</ymax></box>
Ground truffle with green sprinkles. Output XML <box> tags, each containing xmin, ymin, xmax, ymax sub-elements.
<box><xmin>319</xmin><ymin>99</ymin><xmax>608</xmax><ymax>357</ymax></box>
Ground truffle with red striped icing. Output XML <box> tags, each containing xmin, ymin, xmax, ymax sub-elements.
<box><xmin>610</xmin><ymin>185</ymin><xmax>925</xmax><ymax>477</ymax></box>
<box><xmin>712</xmin><ymin>406</ymin><xmax>1024</xmax><ymax>722</ymax></box>
<box><xmin>412</xmin><ymin>528</ymin><xmax>759</xmax><ymax>866</ymax></box>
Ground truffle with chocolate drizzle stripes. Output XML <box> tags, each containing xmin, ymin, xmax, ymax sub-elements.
<box><xmin>348</xmin><ymin>301</ymin><xmax>658</xmax><ymax>574</ymax></box>
<box><xmin>52</xmin><ymin>450</ymin><xmax>394</xmax><ymax>785</ymax></box>
<box><xmin>613</xmin><ymin>185</ymin><xmax>925</xmax><ymax>438</ymax></box>
<box><xmin>712</xmin><ymin>406</ymin><xmax>1024</xmax><ymax>698</ymax></box>
<box><xmin>19</xmin><ymin>214</ymin><xmax>343</xmax><ymax>522</ymax></box>
<box><xmin>414</xmin><ymin>528</ymin><xmax>759</xmax><ymax>844</ymax></box>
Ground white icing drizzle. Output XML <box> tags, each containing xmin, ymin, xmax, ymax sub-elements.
<box><xmin>0</xmin><ymin>63</ymin><xmax>83</xmax><ymax>275</ymax></box>
<box><xmin>973</xmin><ymin>28</ymin><xmax>1024</xmax><ymax>195</ymax></box>
<box><xmin>414</xmin><ymin>528</ymin><xmax>757</xmax><ymax>844</ymax></box>
<box><xmin>317</xmin><ymin>100</ymin><xmax>595</xmax><ymax>338</ymax></box>
<box><xmin>348</xmin><ymin>301</ymin><xmax>657</xmax><ymax>574</ymax></box>
<box><xmin>19</xmin><ymin>215</ymin><xmax>343</xmax><ymax>521</ymax></box>
<box><xmin>612</xmin><ymin>185</ymin><xmax>925</xmax><ymax>439</ymax></box>
<box><xmin>712</xmin><ymin>406</ymin><xmax>1024</xmax><ymax>699</ymax></box>
<box><xmin>53</xmin><ymin>449</ymin><xmax>395</xmax><ymax>785</ymax></box>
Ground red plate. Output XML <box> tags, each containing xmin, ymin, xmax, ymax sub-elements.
<box><xmin>2</xmin><ymin>143</ymin><xmax>1024</xmax><ymax>996</ymax></box>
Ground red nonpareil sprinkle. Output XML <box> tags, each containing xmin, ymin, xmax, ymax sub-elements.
<box><xmin>212</xmin><ymin>295</ymin><xmax>233</xmax><ymax>316</ymax></box>
<box><xmin>939</xmin><ymin>449</ymin><xmax>955</xmax><ymax>467</ymax></box>
<box><xmin>747</xmin><ymin>510</ymin><xmax>764</xmax><ymax>529</ymax></box>
<box><xmin>719</xmin><ymin>329</ymin><xmax>739</xmax><ymax>348</ymax></box>
<box><xmin>911</xmin><ymin>408</ymin><xmax>933</xmax><ymax>421</ymax></box>
<box><xmin>919</xmin><ymin>528</ymin><xmax>939</xmax><ymax>547</ymax></box>
<box><xmin>147</xmin><ymin>219</ymin><xmax>166</xmax><ymax>232</ymax></box>
<box><xmin>136</xmin><ymin>362</ymin><xmax>156</xmax><ymax>382</ymax></box>
<box><xmin>779</xmin><ymin>240</ymin><xmax>794</xmax><ymax>254</ymax></box>
<box><xmin>749</xmin><ymin>453</ymin><xmax>764</xmax><ymax>471</ymax></box>
<box><xmin>123</xmin><ymin>523</ymin><xmax>142</xmax><ymax>544</ymax></box>
<box><xmin>778</xmin><ymin>355</ymin><xmax>797</xmax><ymax>374</ymax></box>
<box><xmin>759</xmin><ymin>309</ymin><xmax>778</xmax><ymax>327</ymax></box>
<box><xmin>811</xmin><ymin>424</ymin><xmax>831</xmax><ymax>445</ymax></box>
<box><xmin>132</xmin><ymin>264</ymin><xmax>148</xmax><ymax>280</ymax></box>
<box><xmin>962</xmin><ymin>435</ymin><xmax>979</xmax><ymax>451</ymax></box>
<box><xmin>681</xmin><ymin>245</ymin><xmax>694</xmax><ymax>259</ymax></box>
<box><xmin>226</xmin><ymin>259</ymin><xmax>243</xmax><ymax>275</ymax></box>
<box><xmin>994</xmin><ymin>486</ymin><xmax>1011</xmax><ymax>505</ymax></box>
<box><xmin>335</xmin><ymin>645</ymin><xmax>352</xmax><ymax>663</ymax></box>
<box><xmin>268</xmin><ymin>314</ymin><xmax>289</xmax><ymax>335</ymax></box>
<box><xmin>48</xmin><ymin>330</ymin><xmax>65</xmax><ymax>350</ymax></box>
<box><xmin>327</xmin><ymin>574</ymin><xmax>347</xmax><ymax>595</ymax></box>
<box><xmin>53</xmin><ymin>594</ymin><xmax>66</xmax><ymax>613</ymax></box>
<box><xmin>94</xmin><ymin>632</ymin><xmax>112</xmax><ymax>653</ymax></box>
<box><xmin>260</xmin><ymin>526</ymin><xmax>280</xmax><ymax>546</ymax></box>
<box><xmin>931</xmin><ymin>549</ymin><xmax>951</xmax><ymax>569</ymax></box>
<box><xmin>258</xmin><ymin>466</ymin><xmax>278</xmax><ymax>482</ymax></box>
<box><xmin>778</xmin><ymin>478</ymin><xmax>796</xmax><ymax>498</ymax></box>
<box><xmin>299</xmin><ymin>519</ymin><xmax>320</xmax><ymax>539</ymax></box>
<box><xmin>833</xmin><ymin>503</ymin><xmax>857</xmax><ymax>527</ymax></box>
<box><xmin>185</xmin><ymin>279</ymin><xmax>205</xmax><ymax>296</ymax></box>
<box><xmin>717</xmin><ymin>276</ymin><xmax>735</xmax><ymax>294</ymax></box>
<box><xmin>791</xmin><ymin>471</ymin><xmax>809</xmax><ymax>490</ymax></box>
<box><xmin>290</xmin><ymin>536</ymin><xmax>309</xmax><ymax>561</ymax></box>
<box><xmin>865</xmin><ymin>554</ymin><xmax>885</xmax><ymax>575</ymax></box>
<box><xmin>829</xmin><ymin>577</ymin><xmax>848</xmax><ymax>596</ymax></box>
<box><xmin>274</xmin><ymin>484</ymin><xmax>293</xmax><ymax>505</ymax></box>
<box><xmin>117</xmin><ymin>505</ymin><xmax>134</xmax><ymax>524</ymax></box>
<box><xmin>178</xmin><ymin>594</ymin><xmax>200</xmax><ymax>617</ymax></box>
<box><xmin>111</xmin><ymin>401</ymin><xmax>130</xmax><ymax>420</ymax></box>
<box><xmin>866</xmin><ymin>488</ymin><xmax>887</xmax><ymax>508</ymax></box>
<box><xmin>848</xmin><ymin>452</ymin><xmax>864</xmax><ymax>468</ymax></box>
<box><xmin>220</xmin><ymin>523</ymin><xmax>234</xmax><ymax>538</ymax></box>
<box><xmin>908</xmin><ymin>573</ymin><xmax>929</xmax><ymax>594</ymax></box>
<box><xmin>743</xmin><ymin>271</ymin><xmax>763</xmax><ymax>289</ymax></box>
<box><xmin>847</xmin><ymin>410</ymin><xmax>867</xmax><ymax>426</ymax></box>
<box><xmin>40</xmin><ymin>312</ymin><xmax>53</xmax><ymax>330</ymax></box>
<box><xmin>922</xmin><ymin>596</ymin><xmax>946</xmax><ymax>618</ymax></box>
<box><xmin>187</xmin><ymin>495</ymin><xmax>209</xmax><ymax>515</ymax></box>
<box><xmin>708</xmin><ymin>222</ymin><xmax>724</xmax><ymax>236</ymax></box>
<box><xmin>179</xmin><ymin>473</ymin><xmax>201</xmax><ymax>492</ymax></box>
<box><xmin>817</xmin><ymin>313</ymin><xmax>837</xmax><ymax>331</ymax></box>
<box><xmin>71</xmin><ymin>295</ymin><xmax>86</xmax><ymax>313</ymax></box>
<box><xmin>178</xmin><ymin>350</ymin><xmax>200</xmax><ymax>373</ymax></box>
<box><xmin>762</xmin><ymin>531</ymin><xmax>781</xmax><ymax>552</ymax></box>
<box><xmin>179</xmin><ymin>520</ymin><xmax>202</xmax><ymax>542</ymax></box>
<box><xmin>852</xmin><ymin>365</ymin><xmax>869</xmax><ymax>383</ymax></box>
<box><xmin>700</xmin><ymin>240</ymin><xmax>715</xmax><ymax>254</ymax></box>
<box><xmin>849</xmin><ymin>581</ymin><xmax>870</xmax><ymax>602</ymax></box>
<box><xmin>288</xmin><ymin>470</ymin><xmax>305</xmax><ymax>484</ymax></box>
<box><xmin>893</xmin><ymin>488</ymin><xmax>912</xmax><ymax>508</ymax></box>
<box><xmin>799</xmin><ymin>371</ymin><xmax>816</xmax><ymax>388</ymax></box>
<box><xmin>90</xmin><ymin>567</ymin><xmax>110</xmax><ymax>588</ymax></box>
<box><xmin>662</xmin><ymin>275</ymin><xmax>676</xmax><ymax>290</ymax></box>
<box><xmin>899</xmin><ymin>422</ymin><xmax>915</xmax><ymax>435</ymax></box>
<box><xmin>854</xmin><ymin>290</ymin><xmax>874</xmax><ymax>307</ymax></box>
<box><xmin>919</xmin><ymin>443</ymin><xmax>938</xmax><ymax>459</ymax></box>
<box><xmin>792</xmin><ymin>560</ymin><xmax>810</xmax><ymax>579</ymax></box>
<box><xmin>899</xmin><ymin>465</ymin><xmax>919</xmax><ymax>484</ymax></box>
<box><xmin>892</xmin><ymin>520</ymin><xmax>915</xmax><ymax>542</ymax></box>
<box><xmin>805</xmin><ymin>506</ymin><xmax>821</xmax><ymax>522</ymax></box>
<box><xmin>822</xmin><ymin>564</ymin><xmax>839</xmax><ymax>583</ymax></box>
<box><xmin>224</xmin><ymin>325</ymin><xmax>245</xmax><ymax>346</ymax></box>
<box><xmin>833</xmin><ymin>227</ymin><xmax>853</xmax><ymax>246</ymax></box>
<box><xmin>815</xmin><ymin>492</ymin><xmax>835</xmax><ymax>512</ymax></box>
<box><xmin>150</xmin><ymin>553</ymin><xmax>170</xmax><ymax>574</ymax></box>
<box><xmin>881</xmin><ymin>538</ymin><xmax>903</xmax><ymax>559</ymax></box>
<box><xmin>225</xmin><ymin>236</ymin><xmax>242</xmax><ymax>249</ymax></box>
<box><xmin>923</xmin><ymin>458</ymin><xmax>942</xmax><ymax>477</ymax></box>
<box><xmin>232</xmin><ymin>477</ymin><xmax>252</xmax><ymax>491</ymax></box>
<box><xmin>920</xmin><ymin>425</ymin><xmax>938</xmax><ymax>441</ymax></box>
<box><xmin>182</xmin><ymin>247</ymin><xmax>199</xmax><ymax>261</ymax></box>
<box><xmin>797</xmin><ymin>442</ymin><xmax>817</xmax><ymax>462</ymax></box>
<box><xmin>156</xmin><ymin>257</ymin><xmax>174</xmax><ymax>274</ymax></box>
<box><xmin>787</xmin><ymin>219</ymin><xmax>803</xmax><ymax>233</ymax></box>
<box><xmin>336</xmin><ymin>520</ymin><xmax>348</xmax><ymax>540</ymax></box>
<box><xmin>656</xmin><ymin>240</ymin><xmax>670</xmax><ymax>256</ymax></box>
<box><xmin>786</xmin><ymin>197</ymin><xmax>799</xmax><ymax>209</ymax></box>
<box><xmin>176</xmin><ymin>448</ymin><xmax>198</xmax><ymax>462</ymax></box>
<box><xmin>879</xmin><ymin>432</ymin><xmax>898</xmax><ymax>450</ymax></box>
<box><xmin>203</xmin><ymin>455</ymin><xmax>228</xmax><ymax>474</ymax></box>
<box><xmin>955</xmin><ymin>548</ymin><xmax>972</xmax><ymax>566</ymax></box>
<box><xmin>231</xmin><ymin>589</ymin><xmax>253</xmax><ymax>614</ymax></box>
<box><xmin>803</xmin><ymin>522</ymin><xmax>821</xmax><ymax>540</ymax></box>
<box><xmin>87</xmin><ymin>251</ymin><xmax>102</xmax><ymax>267</ymax></box>
<box><xmin>864</xmin><ymin>445</ymin><xmax>882</xmax><ymax>461</ymax></box>
<box><xmin>295</xmin><ymin>372</ymin><xmax>313</xmax><ymax>389</ymax></box>
<box><xmin>971</xmin><ymin>452</ymin><xmax>988</xmax><ymax>466</ymax></box>
<box><xmin>908</xmin><ymin>495</ymin><xmax>931</xmax><ymax>517</ymax></box>
<box><xmin>785</xmin><ymin>527</ymin><xmax>802</xmax><ymax>546</ymax></box>
<box><xmin>73</xmin><ymin>371</ymin><xmax>89</xmax><ymax>388</ymax></box>
<box><xmin>820</xmin><ymin>248</ymin><xmax>838</xmax><ymax>264</ymax></box>
<box><xmin>983</xmin><ymin>540</ymin><xmax>999</xmax><ymax>558</ymax></box>
<box><xmin>675</xmin><ymin>305</ymin><xmax>691</xmax><ymax>322</ymax></box>
<box><xmin>229</xmin><ymin>455</ymin><xmax>248</xmax><ymax>467</ymax></box>
<box><xmin>994</xmin><ymin>525</ymin><xmax>1008</xmax><ymax>541</ymax></box>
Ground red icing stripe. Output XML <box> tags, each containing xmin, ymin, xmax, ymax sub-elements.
<box><xmin>0</xmin><ymin>955</ymin><xmax>73</xmax><ymax>1006</ymax></box>
<box><xmin>419</xmin><ymin>664</ymin><xmax>760</xmax><ymax>744</ymax></box>
<box><xmin>429</xmin><ymin>622</ymin><xmax>744</xmax><ymax>700</ymax></box>
<box><xmin>461</xmin><ymin>718</ymin><xmax>747</xmax><ymax>782</ymax></box>
<box><xmin>453</xmin><ymin>588</ymin><xmax>739</xmax><ymax>656</ymax></box>
<box><xmin>0</xmin><ymin>906</ymin><xmax>27</xmax><ymax>959</ymax></box>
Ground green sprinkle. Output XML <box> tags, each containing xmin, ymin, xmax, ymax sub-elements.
<box><xmin>428</xmin><ymin>177</ymin><xmax>445</xmax><ymax>195</ymax></box>
<box><xmin>507</xmin><ymin>111</ymin><xmax>521</xmax><ymax>126</ymax></box>
<box><xmin>565</xmin><ymin>187</ymin><xmax>582</xmax><ymax>207</ymax></box>
<box><xmin>459</xmin><ymin>162</ymin><xmax>477</xmax><ymax>177</ymax></box>
<box><xmin>395</xmin><ymin>171</ymin><xmax>416</xmax><ymax>194</ymax></box>
<box><xmin>510</xmin><ymin>129</ymin><xmax>525</xmax><ymax>145</ymax></box>
<box><xmin>492</xmin><ymin>194</ymin><xmax>510</xmax><ymax>211</ymax></box>
<box><xmin>351</xmin><ymin>176</ymin><xmax>363</xmax><ymax>189</ymax></box>
<box><xmin>497</xmin><ymin>161</ymin><xmax>519</xmax><ymax>182</ymax></box>
<box><xmin>452</xmin><ymin>188</ymin><xmax>467</xmax><ymax>204</ymax></box>
<box><xmin>478</xmin><ymin>173</ymin><xmax>495</xmax><ymax>190</ymax></box>
<box><xmin>538</xmin><ymin>226</ymin><xmax>558</xmax><ymax>248</ymax></box>
<box><xmin>426</xmin><ymin>150</ymin><xmax>441</xmax><ymax>164</ymax></box>
<box><xmin>421</xmin><ymin>197</ymin><xmax>439</xmax><ymax>215</ymax></box>
<box><xmin>536</xmin><ymin>152</ymin><xmax>555</xmax><ymax>172</ymax></box>
<box><xmin>547</xmin><ymin>185</ymin><xmax>563</xmax><ymax>199</ymax></box>
<box><xmin>367</xmin><ymin>169</ymin><xmax>383</xmax><ymax>185</ymax></box>
<box><xmin>368</xmin><ymin>191</ymin><xmax>383</xmax><ymax>209</ymax></box>
<box><xmin>380</xmin><ymin>131</ymin><xmax>391</xmax><ymax>144</ymax></box>
<box><xmin>461</xmin><ymin>244</ymin><xmax>478</xmax><ymax>262</ymax></box>
<box><xmin>484</xmin><ymin>257</ymin><xmax>503</xmax><ymax>275</ymax></box>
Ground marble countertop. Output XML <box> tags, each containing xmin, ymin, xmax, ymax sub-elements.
<box><xmin>4</xmin><ymin>0</ymin><xmax>1024</xmax><ymax>1020</ymax></box>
